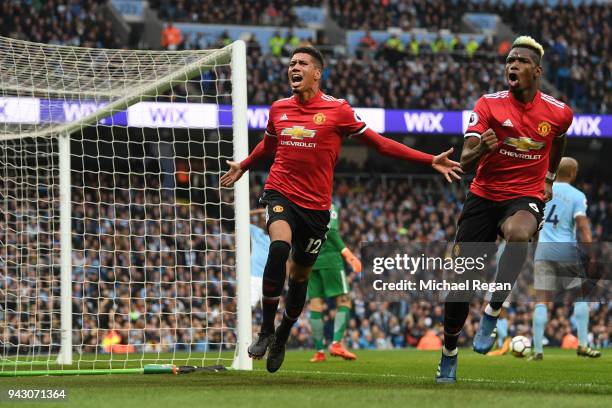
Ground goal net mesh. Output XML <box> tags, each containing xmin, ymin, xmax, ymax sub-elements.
<box><xmin>0</xmin><ymin>36</ymin><xmax>245</xmax><ymax>372</ymax></box>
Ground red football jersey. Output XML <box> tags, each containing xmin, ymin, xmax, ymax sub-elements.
<box><xmin>465</xmin><ymin>90</ymin><xmax>573</xmax><ymax>201</ymax></box>
<box><xmin>263</xmin><ymin>91</ymin><xmax>366</xmax><ymax>210</ymax></box>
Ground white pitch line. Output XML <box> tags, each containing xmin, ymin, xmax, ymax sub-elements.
<box><xmin>252</xmin><ymin>368</ymin><xmax>603</xmax><ymax>388</ymax></box>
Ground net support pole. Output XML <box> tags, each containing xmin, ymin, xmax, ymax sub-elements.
<box><xmin>56</xmin><ymin>133</ymin><xmax>73</xmax><ymax>365</ymax></box>
<box><xmin>230</xmin><ymin>40</ymin><xmax>252</xmax><ymax>371</ymax></box>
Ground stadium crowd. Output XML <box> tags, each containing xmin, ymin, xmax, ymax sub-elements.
<box><xmin>245</xmin><ymin>49</ymin><xmax>503</xmax><ymax>111</ymax></box>
<box><xmin>490</xmin><ymin>1</ymin><xmax>611</xmax><ymax>115</ymax></box>
<box><xmin>0</xmin><ymin>0</ymin><xmax>120</xmax><ymax>48</ymax></box>
<box><xmin>250</xmin><ymin>175</ymin><xmax>611</xmax><ymax>352</ymax></box>
<box><xmin>1</xmin><ymin>1</ymin><xmax>608</xmax><ymax>113</ymax></box>
<box><xmin>2</xmin><ymin>169</ymin><xmax>238</xmax><ymax>355</ymax></box>
<box><xmin>180</xmin><ymin>14</ymin><xmax>609</xmax><ymax>113</ymax></box>
<box><xmin>154</xmin><ymin>0</ymin><xmax>610</xmax><ymax>113</ymax></box>
<box><xmin>3</xmin><ymin>170</ymin><xmax>608</xmax><ymax>356</ymax></box>
<box><xmin>151</xmin><ymin>0</ymin><xmax>322</xmax><ymax>27</ymax></box>
<box><xmin>329</xmin><ymin>0</ymin><xmax>464</xmax><ymax>31</ymax></box>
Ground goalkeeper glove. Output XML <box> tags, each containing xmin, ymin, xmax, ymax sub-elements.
<box><xmin>341</xmin><ymin>247</ymin><xmax>362</xmax><ymax>273</ymax></box>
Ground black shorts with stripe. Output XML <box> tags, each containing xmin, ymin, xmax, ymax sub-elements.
<box><xmin>456</xmin><ymin>192</ymin><xmax>545</xmax><ymax>242</ymax></box>
<box><xmin>260</xmin><ymin>189</ymin><xmax>330</xmax><ymax>267</ymax></box>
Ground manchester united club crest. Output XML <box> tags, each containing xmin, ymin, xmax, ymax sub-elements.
<box><xmin>536</xmin><ymin>121</ymin><xmax>551</xmax><ymax>137</ymax></box>
<box><xmin>313</xmin><ymin>112</ymin><xmax>326</xmax><ymax>125</ymax></box>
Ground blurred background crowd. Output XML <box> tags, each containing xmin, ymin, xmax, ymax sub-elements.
<box><xmin>1</xmin><ymin>0</ymin><xmax>609</xmax><ymax>113</ymax></box>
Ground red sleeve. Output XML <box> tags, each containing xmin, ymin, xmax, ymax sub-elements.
<box><xmin>239</xmin><ymin>135</ymin><xmax>278</xmax><ymax>171</ymax></box>
<box><xmin>465</xmin><ymin>97</ymin><xmax>492</xmax><ymax>139</ymax></box>
<box><xmin>264</xmin><ymin>103</ymin><xmax>278</xmax><ymax>138</ymax></box>
<box><xmin>558</xmin><ymin>105</ymin><xmax>574</xmax><ymax>137</ymax></box>
<box><xmin>240</xmin><ymin>104</ymin><xmax>279</xmax><ymax>171</ymax></box>
<box><xmin>337</xmin><ymin>101</ymin><xmax>367</xmax><ymax>137</ymax></box>
<box><xmin>354</xmin><ymin>128</ymin><xmax>433</xmax><ymax>165</ymax></box>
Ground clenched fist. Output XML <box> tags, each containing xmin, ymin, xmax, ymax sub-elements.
<box><xmin>478</xmin><ymin>128</ymin><xmax>499</xmax><ymax>153</ymax></box>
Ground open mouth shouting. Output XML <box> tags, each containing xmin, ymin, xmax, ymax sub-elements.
<box><xmin>290</xmin><ymin>73</ymin><xmax>303</xmax><ymax>89</ymax></box>
<box><xmin>508</xmin><ymin>72</ymin><xmax>520</xmax><ymax>88</ymax></box>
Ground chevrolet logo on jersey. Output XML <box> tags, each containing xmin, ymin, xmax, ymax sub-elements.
<box><xmin>281</xmin><ymin>126</ymin><xmax>316</xmax><ymax>140</ymax></box>
<box><xmin>503</xmin><ymin>137</ymin><xmax>544</xmax><ymax>152</ymax></box>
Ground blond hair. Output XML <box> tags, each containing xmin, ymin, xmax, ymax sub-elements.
<box><xmin>512</xmin><ymin>36</ymin><xmax>544</xmax><ymax>59</ymax></box>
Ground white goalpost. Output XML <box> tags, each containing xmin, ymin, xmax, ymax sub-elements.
<box><xmin>0</xmin><ymin>36</ymin><xmax>252</xmax><ymax>374</ymax></box>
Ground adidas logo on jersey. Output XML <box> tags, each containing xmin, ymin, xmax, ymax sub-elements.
<box><xmin>280</xmin><ymin>113</ymin><xmax>288</xmax><ymax>121</ymax></box>
<box><xmin>502</xmin><ymin>119</ymin><xmax>514</xmax><ymax>127</ymax></box>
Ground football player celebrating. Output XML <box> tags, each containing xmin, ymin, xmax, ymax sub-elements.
<box><xmin>221</xmin><ymin>46</ymin><xmax>462</xmax><ymax>373</ymax></box>
<box><xmin>436</xmin><ymin>36</ymin><xmax>573</xmax><ymax>384</ymax></box>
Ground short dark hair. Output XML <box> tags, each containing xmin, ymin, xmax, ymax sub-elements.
<box><xmin>291</xmin><ymin>46</ymin><xmax>325</xmax><ymax>69</ymax></box>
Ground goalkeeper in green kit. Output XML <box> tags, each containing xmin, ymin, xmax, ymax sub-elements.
<box><xmin>308</xmin><ymin>203</ymin><xmax>361</xmax><ymax>362</ymax></box>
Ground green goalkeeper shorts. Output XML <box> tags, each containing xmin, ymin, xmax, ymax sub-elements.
<box><xmin>308</xmin><ymin>267</ymin><xmax>349</xmax><ymax>299</ymax></box>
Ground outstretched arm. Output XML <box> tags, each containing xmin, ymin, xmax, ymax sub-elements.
<box><xmin>240</xmin><ymin>134</ymin><xmax>278</xmax><ymax>171</ymax></box>
<box><xmin>354</xmin><ymin>128</ymin><xmax>462</xmax><ymax>182</ymax></box>
<box><xmin>220</xmin><ymin>135</ymin><xmax>278</xmax><ymax>187</ymax></box>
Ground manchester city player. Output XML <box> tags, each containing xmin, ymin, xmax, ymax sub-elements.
<box><xmin>532</xmin><ymin>157</ymin><xmax>601</xmax><ymax>359</ymax></box>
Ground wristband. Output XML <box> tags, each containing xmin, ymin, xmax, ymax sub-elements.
<box><xmin>545</xmin><ymin>171</ymin><xmax>556</xmax><ymax>182</ymax></box>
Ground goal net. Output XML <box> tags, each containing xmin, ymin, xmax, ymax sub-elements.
<box><xmin>0</xmin><ymin>36</ymin><xmax>252</xmax><ymax>375</ymax></box>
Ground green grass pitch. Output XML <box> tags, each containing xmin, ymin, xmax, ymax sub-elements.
<box><xmin>3</xmin><ymin>349</ymin><xmax>610</xmax><ymax>408</ymax></box>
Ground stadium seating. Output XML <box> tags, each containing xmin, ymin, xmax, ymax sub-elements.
<box><xmin>0</xmin><ymin>0</ymin><xmax>121</xmax><ymax>48</ymax></box>
<box><xmin>8</xmin><ymin>169</ymin><xmax>608</xmax><ymax>353</ymax></box>
<box><xmin>250</xmin><ymin>174</ymin><xmax>611</xmax><ymax>350</ymax></box>
<box><xmin>329</xmin><ymin>0</ymin><xmax>465</xmax><ymax>31</ymax></box>
<box><xmin>5</xmin><ymin>1</ymin><xmax>608</xmax><ymax>113</ymax></box>
<box><xmin>159</xmin><ymin>0</ymin><xmax>608</xmax><ymax>113</ymax></box>
<box><xmin>247</xmin><ymin>51</ymin><xmax>503</xmax><ymax>110</ymax></box>
<box><xmin>149</xmin><ymin>0</ymin><xmax>323</xmax><ymax>26</ymax></box>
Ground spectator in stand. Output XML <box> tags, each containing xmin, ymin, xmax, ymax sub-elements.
<box><xmin>161</xmin><ymin>22</ymin><xmax>182</xmax><ymax>50</ymax></box>
<box><xmin>408</xmin><ymin>34</ymin><xmax>419</xmax><ymax>56</ymax></box>
<box><xmin>430</xmin><ymin>34</ymin><xmax>447</xmax><ymax>54</ymax></box>
<box><xmin>281</xmin><ymin>28</ymin><xmax>300</xmax><ymax>57</ymax></box>
<box><xmin>465</xmin><ymin>37</ymin><xmax>479</xmax><ymax>58</ymax></box>
<box><xmin>269</xmin><ymin>30</ymin><xmax>285</xmax><ymax>57</ymax></box>
<box><xmin>246</xmin><ymin>33</ymin><xmax>262</xmax><ymax>57</ymax></box>
<box><xmin>216</xmin><ymin>31</ymin><xmax>232</xmax><ymax>48</ymax></box>
<box><xmin>497</xmin><ymin>39</ymin><xmax>511</xmax><ymax>57</ymax></box>
<box><xmin>382</xmin><ymin>33</ymin><xmax>405</xmax><ymax>66</ymax></box>
<box><xmin>357</xmin><ymin>29</ymin><xmax>378</xmax><ymax>59</ymax></box>
<box><xmin>448</xmin><ymin>35</ymin><xmax>458</xmax><ymax>51</ymax></box>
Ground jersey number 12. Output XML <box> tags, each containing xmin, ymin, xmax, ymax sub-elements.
<box><xmin>305</xmin><ymin>238</ymin><xmax>322</xmax><ymax>254</ymax></box>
